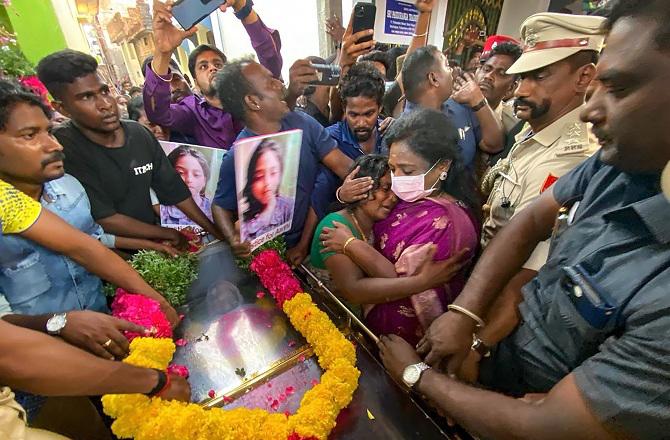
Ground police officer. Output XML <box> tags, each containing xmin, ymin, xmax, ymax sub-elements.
<box><xmin>379</xmin><ymin>2</ymin><xmax>670</xmax><ymax>438</ymax></box>
<box><xmin>481</xmin><ymin>13</ymin><xmax>604</xmax><ymax>277</ymax></box>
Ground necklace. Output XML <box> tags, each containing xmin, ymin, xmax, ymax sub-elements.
<box><xmin>349</xmin><ymin>210</ymin><xmax>368</xmax><ymax>242</ymax></box>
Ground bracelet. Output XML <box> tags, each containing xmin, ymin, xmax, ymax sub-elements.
<box><xmin>146</xmin><ymin>369</ymin><xmax>170</xmax><ymax>397</ymax></box>
<box><xmin>335</xmin><ymin>186</ymin><xmax>346</xmax><ymax>204</ymax></box>
<box><xmin>342</xmin><ymin>237</ymin><xmax>357</xmax><ymax>256</ymax></box>
<box><xmin>471</xmin><ymin>98</ymin><xmax>488</xmax><ymax>112</ymax></box>
<box><xmin>150</xmin><ymin>62</ymin><xmax>173</xmax><ymax>83</ymax></box>
<box><xmin>447</xmin><ymin>304</ymin><xmax>486</xmax><ymax>328</ymax></box>
<box><xmin>234</xmin><ymin>0</ymin><xmax>254</xmax><ymax>20</ymax></box>
<box><xmin>413</xmin><ymin>31</ymin><xmax>428</xmax><ymax>38</ymax></box>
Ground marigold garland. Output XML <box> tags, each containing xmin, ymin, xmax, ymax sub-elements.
<box><xmin>103</xmin><ymin>250</ymin><xmax>360</xmax><ymax>440</ymax></box>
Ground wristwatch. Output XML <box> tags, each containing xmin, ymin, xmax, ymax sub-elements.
<box><xmin>145</xmin><ymin>369</ymin><xmax>169</xmax><ymax>397</ymax></box>
<box><xmin>234</xmin><ymin>0</ymin><xmax>254</xmax><ymax>20</ymax></box>
<box><xmin>402</xmin><ymin>362</ymin><xmax>431</xmax><ymax>388</ymax></box>
<box><xmin>471</xmin><ymin>334</ymin><xmax>491</xmax><ymax>358</ymax></box>
<box><xmin>471</xmin><ymin>97</ymin><xmax>488</xmax><ymax>112</ymax></box>
<box><xmin>46</xmin><ymin>313</ymin><xmax>68</xmax><ymax>335</ymax></box>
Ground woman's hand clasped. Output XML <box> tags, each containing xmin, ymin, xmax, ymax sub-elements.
<box><xmin>319</xmin><ymin>221</ymin><xmax>355</xmax><ymax>254</ymax></box>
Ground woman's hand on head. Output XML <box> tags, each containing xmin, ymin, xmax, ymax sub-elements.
<box><xmin>319</xmin><ymin>221</ymin><xmax>355</xmax><ymax>254</ymax></box>
<box><xmin>338</xmin><ymin>166</ymin><xmax>373</xmax><ymax>204</ymax></box>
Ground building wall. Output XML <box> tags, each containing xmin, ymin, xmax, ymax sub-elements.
<box><xmin>212</xmin><ymin>0</ymin><xmax>321</xmax><ymax>80</ymax></box>
<box><xmin>496</xmin><ymin>0</ymin><xmax>550</xmax><ymax>37</ymax></box>
<box><xmin>1</xmin><ymin>0</ymin><xmax>68</xmax><ymax>64</ymax></box>
<box><xmin>50</xmin><ymin>0</ymin><xmax>90</xmax><ymax>54</ymax></box>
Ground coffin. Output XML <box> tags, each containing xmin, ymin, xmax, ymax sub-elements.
<box><xmin>173</xmin><ymin>241</ymin><xmax>468</xmax><ymax>439</ymax></box>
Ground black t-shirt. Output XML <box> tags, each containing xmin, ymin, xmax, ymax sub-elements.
<box><xmin>54</xmin><ymin>120</ymin><xmax>190</xmax><ymax>224</ymax></box>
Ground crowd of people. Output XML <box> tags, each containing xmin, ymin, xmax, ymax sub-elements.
<box><xmin>0</xmin><ymin>0</ymin><xmax>668</xmax><ymax>438</ymax></box>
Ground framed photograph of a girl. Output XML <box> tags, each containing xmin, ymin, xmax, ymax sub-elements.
<box><xmin>158</xmin><ymin>141</ymin><xmax>226</xmax><ymax>231</ymax></box>
<box><xmin>234</xmin><ymin>130</ymin><xmax>301</xmax><ymax>250</ymax></box>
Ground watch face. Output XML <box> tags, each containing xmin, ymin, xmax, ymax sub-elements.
<box><xmin>402</xmin><ymin>365</ymin><xmax>421</xmax><ymax>385</ymax></box>
<box><xmin>46</xmin><ymin>314</ymin><xmax>67</xmax><ymax>333</ymax></box>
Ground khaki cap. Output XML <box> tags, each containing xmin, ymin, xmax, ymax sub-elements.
<box><xmin>507</xmin><ymin>12</ymin><xmax>606</xmax><ymax>75</ymax></box>
<box><xmin>662</xmin><ymin>161</ymin><xmax>670</xmax><ymax>200</ymax></box>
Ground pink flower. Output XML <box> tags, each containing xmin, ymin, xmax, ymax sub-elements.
<box><xmin>111</xmin><ymin>290</ymin><xmax>172</xmax><ymax>341</ymax></box>
<box><xmin>287</xmin><ymin>340</ymin><xmax>296</xmax><ymax>347</ymax></box>
<box><xmin>208</xmin><ymin>389</ymin><xmax>216</xmax><ymax>398</ymax></box>
<box><xmin>167</xmin><ymin>364</ymin><xmax>189</xmax><ymax>378</ymax></box>
<box><xmin>256</xmin><ymin>291</ymin><xmax>265</xmax><ymax>299</ymax></box>
<box><xmin>249</xmin><ymin>250</ymin><xmax>302</xmax><ymax>307</ymax></box>
<box><xmin>285</xmin><ymin>386</ymin><xmax>295</xmax><ymax>395</ymax></box>
<box><xmin>270</xmin><ymin>399</ymin><xmax>279</xmax><ymax>411</ymax></box>
<box><xmin>222</xmin><ymin>396</ymin><xmax>233</xmax><ymax>403</ymax></box>
<box><xmin>175</xmin><ymin>338</ymin><xmax>187</xmax><ymax>347</ymax></box>
<box><xmin>298</xmin><ymin>355</ymin><xmax>306</xmax><ymax>362</ymax></box>
<box><xmin>311</xmin><ymin>379</ymin><xmax>319</xmax><ymax>387</ymax></box>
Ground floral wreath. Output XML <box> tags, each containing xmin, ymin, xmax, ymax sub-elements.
<box><xmin>102</xmin><ymin>249</ymin><xmax>360</xmax><ymax>440</ymax></box>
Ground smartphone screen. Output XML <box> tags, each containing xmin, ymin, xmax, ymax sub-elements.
<box><xmin>172</xmin><ymin>0</ymin><xmax>226</xmax><ymax>30</ymax></box>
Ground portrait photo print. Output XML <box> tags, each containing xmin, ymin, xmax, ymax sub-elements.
<box><xmin>234</xmin><ymin>130</ymin><xmax>302</xmax><ymax>250</ymax></box>
<box><xmin>158</xmin><ymin>141</ymin><xmax>226</xmax><ymax>233</ymax></box>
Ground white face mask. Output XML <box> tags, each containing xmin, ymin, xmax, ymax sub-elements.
<box><xmin>391</xmin><ymin>160</ymin><xmax>442</xmax><ymax>203</ymax></box>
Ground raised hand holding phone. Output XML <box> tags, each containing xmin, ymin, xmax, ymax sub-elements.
<box><xmin>152</xmin><ymin>1</ymin><xmax>199</xmax><ymax>55</ymax></box>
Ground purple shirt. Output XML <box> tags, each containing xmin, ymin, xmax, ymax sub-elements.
<box><xmin>143</xmin><ymin>18</ymin><xmax>283</xmax><ymax>150</ymax></box>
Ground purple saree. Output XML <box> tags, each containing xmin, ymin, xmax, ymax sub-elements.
<box><xmin>367</xmin><ymin>197</ymin><xmax>479</xmax><ymax>345</ymax></box>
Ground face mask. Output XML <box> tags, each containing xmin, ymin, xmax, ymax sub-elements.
<box><xmin>391</xmin><ymin>160</ymin><xmax>441</xmax><ymax>202</ymax></box>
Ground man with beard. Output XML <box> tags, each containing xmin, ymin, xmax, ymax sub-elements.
<box><xmin>212</xmin><ymin>60</ymin><xmax>356</xmax><ymax>266</ymax></box>
<box><xmin>475</xmin><ymin>36</ymin><xmax>523</xmax><ymax>134</ymax></box>
<box><xmin>311</xmin><ymin>61</ymin><xmax>387</xmax><ymax>219</ymax></box>
<box><xmin>144</xmin><ymin>0</ymin><xmax>285</xmax><ymax>149</ymax></box>
<box><xmin>379</xmin><ymin>2</ymin><xmax>670</xmax><ymax>438</ymax></box>
<box><xmin>481</xmin><ymin>13</ymin><xmax>602</xmax><ymax>258</ymax></box>
<box><xmin>399</xmin><ymin>1</ymin><xmax>504</xmax><ymax>170</ymax></box>
<box><xmin>36</xmin><ymin>50</ymin><xmax>222</xmax><ymax>249</ymax></box>
<box><xmin>0</xmin><ymin>80</ymin><xmax>184</xmax><ymax>419</ymax></box>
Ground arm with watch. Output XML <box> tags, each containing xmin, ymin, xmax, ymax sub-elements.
<box><xmin>378</xmin><ymin>333</ymin><xmax>615</xmax><ymax>440</ymax></box>
<box><xmin>2</xmin><ymin>310</ymin><xmax>150</xmax><ymax>361</ymax></box>
<box><xmin>451</xmin><ymin>72</ymin><xmax>505</xmax><ymax>154</ymax></box>
<box><xmin>0</xmin><ymin>319</ymin><xmax>189</xmax><ymax>401</ymax></box>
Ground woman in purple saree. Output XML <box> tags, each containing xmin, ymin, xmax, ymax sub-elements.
<box><xmin>320</xmin><ymin>108</ymin><xmax>480</xmax><ymax>345</ymax></box>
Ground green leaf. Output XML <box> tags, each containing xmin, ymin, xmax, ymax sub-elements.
<box><xmin>104</xmin><ymin>251</ymin><xmax>199</xmax><ymax>307</ymax></box>
<box><xmin>0</xmin><ymin>44</ymin><xmax>34</xmax><ymax>77</ymax></box>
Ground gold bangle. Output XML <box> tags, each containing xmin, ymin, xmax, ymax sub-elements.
<box><xmin>447</xmin><ymin>304</ymin><xmax>486</xmax><ymax>328</ymax></box>
<box><xmin>342</xmin><ymin>237</ymin><xmax>357</xmax><ymax>256</ymax></box>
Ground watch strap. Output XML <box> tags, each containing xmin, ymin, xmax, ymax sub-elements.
<box><xmin>471</xmin><ymin>335</ymin><xmax>491</xmax><ymax>358</ymax></box>
<box><xmin>146</xmin><ymin>369</ymin><xmax>169</xmax><ymax>397</ymax></box>
<box><xmin>471</xmin><ymin>98</ymin><xmax>488</xmax><ymax>112</ymax></box>
<box><xmin>234</xmin><ymin>0</ymin><xmax>254</xmax><ymax>20</ymax></box>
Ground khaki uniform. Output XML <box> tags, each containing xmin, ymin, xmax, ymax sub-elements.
<box><xmin>481</xmin><ymin>106</ymin><xmax>598</xmax><ymax>270</ymax></box>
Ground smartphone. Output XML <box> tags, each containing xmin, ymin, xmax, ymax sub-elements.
<box><xmin>309</xmin><ymin>64</ymin><xmax>341</xmax><ymax>86</ymax></box>
<box><xmin>352</xmin><ymin>3</ymin><xmax>376</xmax><ymax>43</ymax></box>
<box><xmin>172</xmin><ymin>0</ymin><xmax>227</xmax><ymax>30</ymax></box>
<box><xmin>561</xmin><ymin>264</ymin><xmax>617</xmax><ymax>330</ymax></box>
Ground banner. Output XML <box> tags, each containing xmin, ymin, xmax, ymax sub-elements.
<box><xmin>374</xmin><ymin>0</ymin><xmax>418</xmax><ymax>45</ymax></box>
<box><xmin>234</xmin><ymin>130</ymin><xmax>302</xmax><ymax>250</ymax></box>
